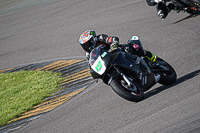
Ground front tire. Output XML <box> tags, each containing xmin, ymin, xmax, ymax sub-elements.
<box><xmin>110</xmin><ymin>76</ymin><xmax>144</xmax><ymax>102</ymax></box>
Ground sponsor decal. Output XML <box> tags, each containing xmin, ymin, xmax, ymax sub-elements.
<box><xmin>91</xmin><ymin>57</ymin><xmax>106</xmax><ymax>75</ymax></box>
<box><xmin>101</xmin><ymin>52</ymin><xmax>107</xmax><ymax>58</ymax></box>
<box><xmin>95</xmin><ymin>60</ymin><xmax>102</xmax><ymax>72</ymax></box>
<box><xmin>131</xmin><ymin>36</ymin><xmax>139</xmax><ymax>40</ymax></box>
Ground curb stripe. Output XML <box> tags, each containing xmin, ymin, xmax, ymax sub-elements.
<box><xmin>0</xmin><ymin>58</ymin><xmax>95</xmax><ymax>132</ymax></box>
<box><xmin>8</xmin><ymin>88</ymin><xmax>85</xmax><ymax>123</ymax></box>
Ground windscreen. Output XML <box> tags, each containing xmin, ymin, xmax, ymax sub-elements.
<box><xmin>89</xmin><ymin>46</ymin><xmax>101</xmax><ymax>66</ymax></box>
<box><xmin>89</xmin><ymin>45</ymin><xmax>108</xmax><ymax>75</ymax></box>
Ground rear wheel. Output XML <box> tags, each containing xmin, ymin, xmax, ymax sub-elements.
<box><xmin>110</xmin><ymin>76</ymin><xmax>144</xmax><ymax>102</ymax></box>
<box><xmin>157</xmin><ymin>58</ymin><xmax>177</xmax><ymax>85</ymax></box>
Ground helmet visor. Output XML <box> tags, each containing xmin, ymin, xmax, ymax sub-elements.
<box><xmin>81</xmin><ymin>36</ymin><xmax>96</xmax><ymax>52</ymax></box>
<box><xmin>90</xmin><ymin>37</ymin><xmax>97</xmax><ymax>49</ymax></box>
<box><xmin>90</xmin><ymin>31</ymin><xmax>96</xmax><ymax>37</ymax></box>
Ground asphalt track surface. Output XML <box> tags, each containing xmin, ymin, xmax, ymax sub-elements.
<box><xmin>0</xmin><ymin>0</ymin><xmax>200</xmax><ymax>133</ymax></box>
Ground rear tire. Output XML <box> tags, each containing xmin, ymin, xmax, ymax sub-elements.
<box><xmin>110</xmin><ymin>76</ymin><xmax>144</xmax><ymax>102</ymax></box>
<box><xmin>157</xmin><ymin>58</ymin><xmax>177</xmax><ymax>85</ymax></box>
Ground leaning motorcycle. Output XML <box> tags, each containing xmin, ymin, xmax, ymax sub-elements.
<box><xmin>89</xmin><ymin>39</ymin><xmax>177</xmax><ymax>102</ymax></box>
<box><xmin>170</xmin><ymin>0</ymin><xmax>200</xmax><ymax>14</ymax></box>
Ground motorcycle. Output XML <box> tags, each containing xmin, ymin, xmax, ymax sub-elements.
<box><xmin>170</xmin><ymin>0</ymin><xmax>200</xmax><ymax>14</ymax></box>
<box><xmin>89</xmin><ymin>37</ymin><xmax>177</xmax><ymax>102</ymax></box>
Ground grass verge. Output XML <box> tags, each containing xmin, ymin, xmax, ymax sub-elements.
<box><xmin>0</xmin><ymin>70</ymin><xmax>63</xmax><ymax>127</ymax></box>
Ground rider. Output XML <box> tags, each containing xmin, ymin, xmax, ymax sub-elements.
<box><xmin>79</xmin><ymin>30</ymin><xmax>157</xmax><ymax>64</ymax></box>
<box><xmin>146</xmin><ymin>0</ymin><xmax>181</xmax><ymax>19</ymax></box>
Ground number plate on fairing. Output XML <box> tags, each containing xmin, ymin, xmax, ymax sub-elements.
<box><xmin>91</xmin><ymin>56</ymin><xmax>106</xmax><ymax>75</ymax></box>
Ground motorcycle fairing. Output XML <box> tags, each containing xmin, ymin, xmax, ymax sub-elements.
<box><xmin>89</xmin><ymin>45</ymin><xmax>157</xmax><ymax>91</ymax></box>
<box><xmin>89</xmin><ymin>45</ymin><xmax>111</xmax><ymax>79</ymax></box>
<box><xmin>172</xmin><ymin>0</ymin><xmax>199</xmax><ymax>8</ymax></box>
<box><xmin>110</xmin><ymin>52</ymin><xmax>156</xmax><ymax>91</ymax></box>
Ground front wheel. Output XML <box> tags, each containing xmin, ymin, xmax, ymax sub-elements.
<box><xmin>156</xmin><ymin>58</ymin><xmax>177</xmax><ymax>85</ymax></box>
<box><xmin>110</xmin><ymin>76</ymin><xmax>144</xmax><ymax>102</ymax></box>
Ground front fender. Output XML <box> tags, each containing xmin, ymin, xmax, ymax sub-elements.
<box><xmin>107</xmin><ymin>70</ymin><xmax>120</xmax><ymax>85</ymax></box>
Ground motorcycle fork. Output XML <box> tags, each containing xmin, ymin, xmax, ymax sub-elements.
<box><xmin>114</xmin><ymin>66</ymin><xmax>132</xmax><ymax>86</ymax></box>
<box><xmin>113</xmin><ymin>66</ymin><xmax>139</xmax><ymax>92</ymax></box>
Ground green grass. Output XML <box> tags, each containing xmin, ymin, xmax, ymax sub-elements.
<box><xmin>0</xmin><ymin>70</ymin><xmax>63</xmax><ymax>127</ymax></box>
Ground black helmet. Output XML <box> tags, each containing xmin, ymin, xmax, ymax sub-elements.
<box><xmin>79</xmin><ymin>30</ymin><xmax>97</xmax><ymax>52</ymax></box>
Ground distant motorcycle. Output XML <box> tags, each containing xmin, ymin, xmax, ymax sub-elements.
<box><xmin>89</xmin><ymin>40</ymin><xmax>177</xmax><ymax>102</ymax></box>
<box><xmin>170</xmin><ymin>0</ymin><xmax>200</xmax><ymax>14</ymax></box>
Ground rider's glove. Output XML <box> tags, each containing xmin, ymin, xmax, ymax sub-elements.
<box><xmin>110</xmin><ymin>41</ymin><xmax>118</xmax><ymax>51</ymax></box>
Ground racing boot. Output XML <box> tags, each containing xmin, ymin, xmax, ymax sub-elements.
<box><xmin>144</xmin><ymin>51</ymin><xmax>158</xmax><ymax>68</ymax></box>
